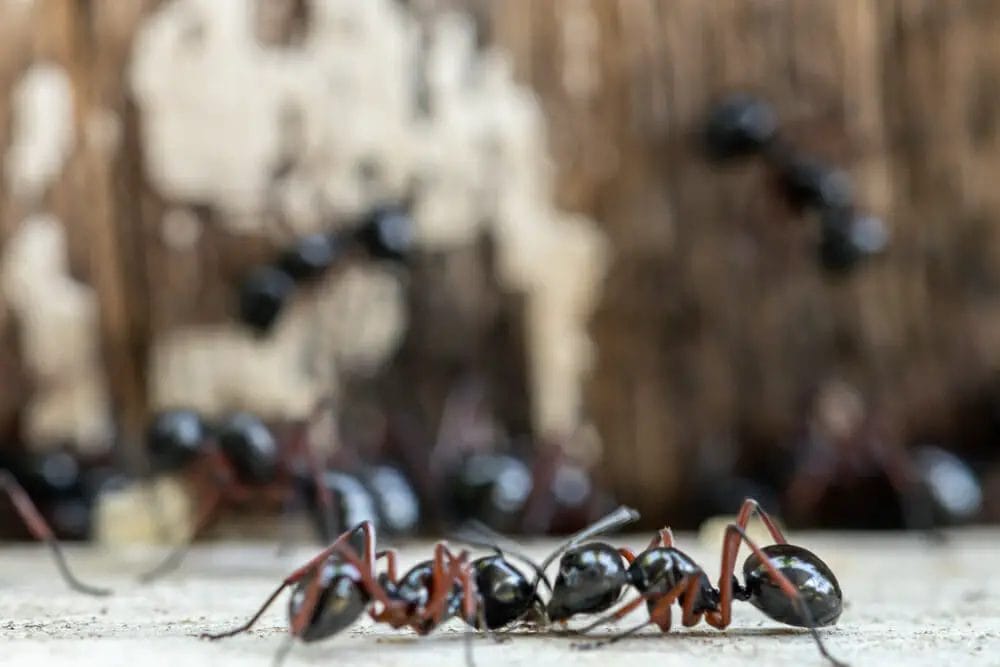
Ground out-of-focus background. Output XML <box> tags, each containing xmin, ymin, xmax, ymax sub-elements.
<box><xmin>0</xmin><ymin>0</ymin><xmax>998</xmax><ymax>544</ymax></box>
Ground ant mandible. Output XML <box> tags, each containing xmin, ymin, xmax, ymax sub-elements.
<box><xmin>0</xmin><ymin>469</ymin><xmax>110</xmax><ymax>596</ymax></box>
<box><xmin>543</xmin><ymin>498</ymin><xmax>846</xmax><ymax>666</ymax></box>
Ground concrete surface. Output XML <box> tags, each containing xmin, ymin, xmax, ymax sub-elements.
<box><xmin>1</xmin><ymin>529</ymin><xmax>999</xmax><ymax>666</ymax></box>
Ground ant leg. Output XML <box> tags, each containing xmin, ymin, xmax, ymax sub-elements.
<box><xmin>367</xmin><ymin>549</ymin><xmax>401</xmax><ymax>624</ymax></box>
<box><xmin>574</xmin><ymin>585</ymin><xmax>687</xmax><ymax>651</ymax></box>
<box><xmin>618</xmin><ymin>547</ymin><xmax>637</xmax><ymax>564</ymax></box>
<box><xmin>576</xmin><ymin>595</ymin><xmax>647</xmax><ymax>634</ymax></box>
<box><xmin>735</xmin><ymin>498</ymin><xmax>787</xmax><ymax>544</ymax></box>
<box><xmin>139</xmin><ymin>489</ymin><xmax>222</xmax><ymax>582</ymax></box>
<box><xmin>203</xmin><ymin>523</ymin><xmax>390</xmax><ymax>641</ymax></box>
<box><xmin>375</xmin><ymin>549</ymin><xmax>399</xmax><ymax>583</ymax></box>
<box><xmin>707</xmin><ymin>525</ymin><xmax>847</xmax><ymax>667</ymax></box>
<box><xmin>203</xmin><ymin>580</ymin><xmax>292</xmax><ymax>640</ymax></box>
<box><xmin>422</xmin><ymin>544</ymin><xmax>466</xmax><ymax>629</ymax></box>
<box><xmin>578</xmin><ymin>576</ymin><xmax>692</xmax><ymax>641</ymax></box>
<box><xmin>678</xmin><ymin>575</ymin><xmax>707</xmax><ymax>627</ymax></box>
<box><xmin>643</xmin><ymin>528</ymin><xmax>674</xmax><ymax>551</ymax></box>
<box><xmin>0</xmin><ymin>470</ymin><xmax>111</xmax><ymax>596</ymax></box>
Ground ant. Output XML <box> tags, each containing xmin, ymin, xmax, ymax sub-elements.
<box><xmin>140</xmin><ymin>407</ymin><xmax>334</xmax><ymax>580</ymax></box>
<box><xmin>542</xmin><ymin>498</ymin><xmax>846</xmax><ymax>666</ymax></box>
<box><xmin>0</xmin><ymin>469</ymin><xmax>110</xmax><ymax>596</ymax></box>
<box><xmin>200</xmin><ymin>507</ymin><xmax>640</xmax><ymax>662</ymax></box>
<box><xmin>239</xmin><ymin>205</ymin><xmax>414</xmax><ymax>333</ymax></box>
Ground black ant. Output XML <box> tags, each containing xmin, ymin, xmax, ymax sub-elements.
<box><xmin>0</xmin><ymin>469</ymin><xmax>110</xmax><ymax>596</ymax></box>
<box><xmin>140</xmin><ymin>407</ymin><xmax>334</xmax><ymax>581</ymax></box>
<box><xmin>200</xmin><ymin>507</ymin><xmax>640</xmax><ymax>663</ymax></box>
<box><xmin>542</xmin><ymin>498</ymin><xmax>846</xmax><ymax>666</ymax></box>
<box><xmin>704</xmin><ymin>94</ymin><xmax>887</xmax><ymax>274</ymax></box>
<box><xmin>239</xmin><ymin>205</ymin><xmax>414</xmax><ymax>333</ymax></box>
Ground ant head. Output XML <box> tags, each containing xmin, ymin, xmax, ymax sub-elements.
<box><xmin>546</xmin><ymin>542</ymin><xmax>628</xmax><ymax>622</ymax></box>
<box><xmin>354</xmin><ymin>206</ymin><xmax>414</xmax><ymax>262</ymax></box>
<box><xmin>148</xmin><ymin>410</ymin><xmax>207</xmax><ymax>473</ymax></box>
<box><xmin>742</xmin><ymin>543</ymin><xmax>843</xmax><ymax>628</ymax></box>
<box><xmin>289</xmin><ymin>560</ymin><xmax>369</xmax><ymax>643</ymax></box>
<box><xmin>470</xmin><ymin>554</ymin><xmax>541</xmax><ymax>630</ymax></box>
<box><xmin>216</xmin><ymin>413</ymin><xmax>279</xmax><ymax>484</ymax></box>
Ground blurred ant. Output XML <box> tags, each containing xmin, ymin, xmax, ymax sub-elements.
<box><xmin>782</xmin><ymin>379</ymin><xmax>981</xmax><ymax>532</ymax></box>
<box><xmin>0</xmin><ymin>469</ymin><xmax>110</xmax><ymax>596</ymax></box>
<box><xmin>704</xmin><ymin>93</ymin><xmax>887</xmax><ymax>274</ymax></box>
<box><xmin>239</xmin><ymin>205</ymin><xmax>414</xmax><ymax>334</ymax></box>
<box><xmin>202</xmin><ymin>507</ymin><xmax>640</xmax><ymax>664</ymax></box>
<box><xmin>428</xmin><ymin>378</ymin><xmax>614</xmax><ymax>536</ymax></box>
<box><xmin>140</xmin><ymin>406</ymin><xmax>335</xmax><ymax>580</ymax></box>
<box><xmin>542</xmin><ymin>498</ymin><xmax>846</xmax><ymax>666</ymax></box>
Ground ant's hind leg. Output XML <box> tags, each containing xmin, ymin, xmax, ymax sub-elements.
<box><xmin>735</xmin><ymin>498</ymin><xmax>788</xmax><ymax>544</ymax></box>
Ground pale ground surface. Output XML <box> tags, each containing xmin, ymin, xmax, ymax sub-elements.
<box><xmin>1</xmin><ymin>529</ymin><xmax>999</xmax><ymax>667</ymax></box>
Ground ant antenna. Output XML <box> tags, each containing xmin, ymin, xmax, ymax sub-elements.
<box><xmin>451</xmin><ymin>520</ymin><xmax>553</xmax><ymax>592</ymax></box>
<box><xmin>528</xmin><ymin>505</ymin><xmax>640</xmax><ymax>598</ymax></box>
<box><xmin>538</xmin><ymin>505</ymin><xmax>640</xmax><ymax>574</ymax></box>
<box><xmin>138</xmin><ymin>492</ymin><xmax>222</xmax><ymax>582</ymax></box>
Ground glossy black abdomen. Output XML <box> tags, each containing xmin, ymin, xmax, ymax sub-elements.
<box><xmin>290</xmin><ymin>560</ymin><xmax>368</xmax><ymax>642</ymax></box>
<box><xmin>743</xmin><ymin>544</ymin><xmax>842</xmax><ymax>628</ymax></box>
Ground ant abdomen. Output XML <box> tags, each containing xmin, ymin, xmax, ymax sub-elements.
<box><xmin>290</xmin><ymin>560</ymin><xmax>369</xmax><ymax>642</ymax></box>
<box><xmin>742</xmin><ymin>543</ymin><xmax>843</xmax><ymax>628</ymax></box>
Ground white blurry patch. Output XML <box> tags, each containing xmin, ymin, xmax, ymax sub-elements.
<box><xmin>131</xmin><ymin>0</ymin><xmax>610</xmax><ymax>444</ymax></box>
<box><xmin>316</xmin><ymin>265</ymin><xmax>407</xmax><ymax>375</ymax></box>
<box><xmin>0</xmin><ymin>216</ymin><xmax>113</xmax><ymax>453</ymax></box>
<box><xmin>149</xmin><ymin>266</ymin><xmax>404</xmax><ymax>421</ymax></box>
<box><xmin>95</xmin><ymin>475</ymin><xmax>193</xmax><ymax>545</ymax></box>
<box><xmin>130</xmin><ymin>0</ymin><xmax>418</xmax><ymax>225</ymax></box>
<box><xmin>160</xmin><ymin>207</ymin><xmax>203</xmax><ymax>250</ymax></box>
<box><xmin>4</xmin><ymin>63</ymin><xmax>75</xmax><ymax>201</ymax></box>
<box><xmin>149</xmin><ymin>318</ymin><xmax>328</xmax><ymax>422</ymax></box>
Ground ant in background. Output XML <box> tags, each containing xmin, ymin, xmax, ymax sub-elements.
<box><xmin>783</xmin><ymin>379</ymin><xmax>981</xmax><ymax>532</ymax></box>
<box><xmin>141</xmin><ymin>403</ymin><xmax>424</xmax><ymax>580</ymax></box>
<box><xmin>542</xmin><ymin>498</ymin><xmax>846</xmax><ymax>666</ymax></box>
<box><xmin>0</xmin><ymin>469</ymin><xmax>110</xmax><ymax>595</ymax></box>
<box><xmin>140</xmin><ymin>406</ymin><xmax>334</xmax><ymax>580</ymax></box>
<box><xmin>704</xmin><ymin>93</ymin><xmax>888</xmax><ymax>274</ymax></box>
<box><xmin>201</xmin><ymin>507</ymin><xmax>640</xmax><ymax>665</ymax></box>
<box><xmin>425</xmin><ymin>378</ymin><xmax>615</xmax><ymax>536</ymax></box>
<box><xmin>238</xmin><ymin>205</ymin><xmax>414</xmax><ymax>334</ymax></box>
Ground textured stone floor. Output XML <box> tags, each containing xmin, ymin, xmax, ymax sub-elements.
<box><xmin>1</xmin><ymin>529</ymin><xmax>999</xmax><ymax>666</ymax></box>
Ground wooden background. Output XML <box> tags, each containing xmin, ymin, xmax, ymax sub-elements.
<box><xmin>0</xmin><ymin>0</ymin><xmax>998</xmax><ymax>522</ymax></box>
